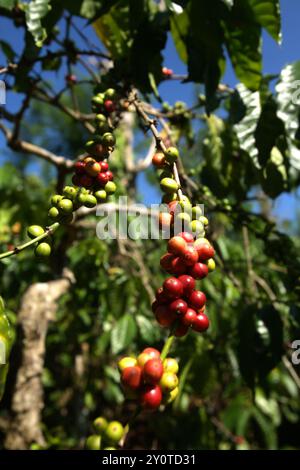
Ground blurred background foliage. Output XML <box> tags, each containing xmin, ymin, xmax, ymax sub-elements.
<box><xmin>0</xmin><ymin>0</ymin><xmax>299</xmax><ymax>450</ymax></box>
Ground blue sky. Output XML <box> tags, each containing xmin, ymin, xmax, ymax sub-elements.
<box><xmin>0</xmin><ymin>0</ymin><xmax>299</xmax><ymax>226</ymax></box>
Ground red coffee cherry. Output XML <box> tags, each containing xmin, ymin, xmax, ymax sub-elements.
<box><xmin>99</xmin><ymin>161</ymin><xmax>109</xmax><ymax>172</ymax></box>
<box><xmin>167</xmin><ymin>236</ymin><xmax>187</xmax><ymax>256</ymax></box>
<box><xmin>104</xmin><ymin>99</ymin><xmax>116</xmax><ymax>113</ymax></box>
<box><xmin>160</xmin><ymin>253</ymin><xmax>175</xmax><ymax>271</ymax></box>
<box><xmin>177</xmin><ymin>275</ymin><xmax>195</xmax><ymax>295</ymax></box>
<box><xmin>163</xmin><ymin>277</ymin><xmax>184</xmax><ymax>299</ymax></box>
<box><xmin>170</xmin><ymin>257</ymin><xmax>187</xmax><ymax>275</ymax></box>
<box><xmin>155</xmin><ymin>305</ymin><xmax>175</xmax><ymax>327</ymax></box>
<box><xmin>75</xmin><ymin>161</ymin><xmax>86</xmax><ymax>175</ymax></box>
<box><xmin>152</xmin><ymin>152</ymin><xmax>166</xmax><ymax>168</ymax></box>
<box><xmin>143</xmin><ymin>358</ymin><xmax>164</xmax><ymax>384</ymax></box>
<box><xmin>178</xmin><ymin>232</ymin><xmax>194</xmax><ymax>243</ymax></box>
<box><xmin>140</xmin><ymin>384</ymin><xmax>162</xmax><ymax>409</ymax></box>
<box><xmin>188</xmin><ymin>290</ymin><xmax>206</xmax><ymax>309</ymax></box>
<box><xmin>180</xmin><ymin>246</ymin><xmax>198</xmax><ymax>266</ymax></box>
<box><xmin>192</xmin><ymin>313</ymin><xmax>210</xmax><ymax>332</ymax></box>
<box><xmin>174</xmin><ymin>323</ymin><xmax>189</xmax><ymax>337</ymax></box>
<box><xmin>121</xmin><ymin>366</ymin><xmax>142</xmax><ymax>390</ymax></box>
<box><xmin>169</xmin><ymin>299</ymin><xmax>188</xmax><ymax>316</ymax></box>
<box><xmin>182</xmin><ymin>308</ymin><xmax>197</xmax><ymax>326</ymax></box>
<box><xmin>188</xmin><ymin>262</ymin><xmax>209</xmax><ymax>280</ymax></box>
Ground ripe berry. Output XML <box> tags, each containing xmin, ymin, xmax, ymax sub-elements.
<box><xmin>160</xmin><ymin>253</ymin><xmax>175</xmax><ymax>271</ymax></box>
<box><xmin>188</xmin><ymin>290</ymin><xmax>206</xmax><ymax>309</ymax></box>
<box><xmin>97</xmin><ymin>172</ymin><xmax>109</xmax><ymax>186</ymax></box>
<box><xmin>140</xmin><ymin>384</ymin><xmax>162</xmax><ymax>409</ymax></box>
<box><xmin>155</xmin><ymin>305</ymin><xmax>176</xmax><ymax>327</ymax></box>
<box><xmin>167</xmin><ymin>236</ymin><xmax>187</xmax><ymax>256</ymax></box>
<box><xmin>142</xmin><ymin>347</ymin><xmax>161</xmax><ymax>359</ymax></box>
<box><xmin>170</xmin><ymin>257</ymin><xmax>187</xmax><ymax>275</ymax></box>
<box><xmin>160</xmin><ymin>372</ymin><xmax>178</xmax><ymax>392</ymax></box>
<box><xmin>152</xmin><ymin>152</ymin><xmax>166</xmax><ymax>168</ymax></box>
<box><xmin>143</xmin><ymin>358</ymin><xmax>164</xmax><ymax>384</ymax></box>
<box><xmin>192</xmin><ymin>313</ymin><xmax>210</xmax><ymax>332</ymax></box>
<box><xmin>180</xmin><ymin>246</ymin><xmax>198</xmax><ymax>266</ymax></box>
<box><xmin>86</xmin><ymin>161</ymin><xmax>101</xmax><ymax>177</ymax></box>
<box><xmin>174</xmin><ymin>323</ymin><xmax>189</xmax><ymax>337</ymax></box>
<box><xmin>162</xmin><ymin>67</ymin><xmax>173</xmax><ymax>77</ymax></box>
<box><xmin>104</xmin><ymin>100</ymin><xmax>115</xmax><ymax>113</ymax></box>
<box><xmin>155</xmin><ymin>287</ymin><xmax>169</xmax><ymax>304</ymax></box>
<box><xmin>74</xmin><ymin>161</ymin><xmax>86</xmax><ymax>175</ymax></box>
<box><xmin>104</xmin><ymin>170</ymin><xmax>114</xmax><ymax>181</ymax></box>
<box><xmin>163</xmin><ymin>358</ymin><xmax>179</xmax><ymax>374</ymax></box>
<box><xmin>27</xmin><ymin>225</ymin><xmax>44</xmax><ymax>239</ymax></box>
<box><xmin>159</xmin><ymin>212</ymin><xmax>173</xmax><ymax>230</ymax></box>
<box><xmin>86</xmin><ymin>435</ymin><xmax>101</xmax><ymax>450</ymax></box>
<box><xmin>177</xmin><ymin>275</ymin><xmax>195</xmax><ymax>295</ymax></box>
<box><xmin>93</xmin><ymin>416</ymin><xmax>108</xmax><ymax>434</ymax></box>
<box><xmin>182</xmin><ymin>308</ymin><xmax>197</xmax><ymax>326</ymax></box>
<box><xmin>188</xmin><ymin>262</ymin><xmax>209</xmax><ymax>280</ymax></box>
<box><xmin>169</xmin><ymin>298</ymin><xmax>188</xmax><ymax>316</ymax></box>
<box><xmin>163</xmin><ymin>277</ymin><xmax>184</xmax><ymax>299</ymax></box>
<box><xmin>121</xmin><ymin>366</ymin><xmax>142</xmax><ymax>390</ymax></box>
<box><xmin>58</xmin><ymin>198</ymin><xmax>73</xmax><ymax>214</ymax></box>
<box><xmin>35</xmin><ymin>242</ymin><xmax>51</xmax><ymax>257</ymax></box>
<box><xmin>177</xmin><ymin>231</ymin><xmax>194</xmax><ymax>243</ymax></box>
<box><xmin>165</xmin><ymin>146</ymin><xmax>179</xmax><ymax>164</ymax></box>
<box><xmin>99</xmin><ymin>161</ymin><xmax>109</xmax><ymax>172</ymax></box>
<box><xmin>80</xmin><ymin>175</ymin><xmax>93</xmax><ymax>188</ymax></box>
<box><xmin>105</xmin><ymin>421</ymin><xmax>124</xmax><ymax>444</ymax></box>
<box><xmin>118</xmin><ymin>356</ymin><xmax>137</xmax><ymax>372</ymax></box>
<box><xmin>168</xmin><ymin>200</ymin><xmax>179</xmax><ymax>215</ymax></box>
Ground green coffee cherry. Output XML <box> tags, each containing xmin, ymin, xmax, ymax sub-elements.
<box><xmin>199</xmin><ymin>216</ymin><xmax>208</xmax><ymax>226</ymax></box>
<box><xmin>207</xmin><ymin>258</ymin><xmax>216</xmax><ymax>271</ymax></box>
<box><xmin>92</xmin><ymin>94</ymin><xmax>104</xmax><ymax>106</ymax></box>
<box><xmin>190</xmin><ymin>220</ymin><xmax>205</xmax><ymax>235</ymax></box>
<box><xmin>160</xmin><ymin>178</ymin><xmax>179</xmax><ymax>194</ymax></box>
<box><xmin>192</xmin><ymin>206</ymin><xmax>203</xmax><ymax>219</ymax></box>
<box><xmin>58</xmin><ymin>198</ymin><xmax>73</xmax><ymax>214</ymax></box>
<box><xmin>94</xmin><ymin>190</ymin><xmax>107</xmax><ymax>202</ymax></box>
<box><xmin>94</xmin><ymin>417</ymin><xmax>108</xmax><ymax>434</ymax></box>
<box><xmin>102</xmin><ymin>132</ymin><xmax>115</xmax><ymax>147</ymax></box>
<box><xmin>159</xmin><ymin>170</ymin><xmax>174</xmax><ymax>180</ymax></box>
<box><xmin>104</xmin><ymin>88</ymin><xmax>116</xmax><ymax>99</ymax></box>
<box><xmin>104</xmin><ymin>181</ymin><xmax>116</xmax><ymax>195</ymax></box>
<box><xmin>95</xmin><ymin>113</ymin><xmax>107</xmax><ymax>124</ymax></box>
<box><xmin>35</xmin><ymin>242</ymin><xmax>51</xmax><ymax>257</ymax></box>
<box><xmin>165</xmin><ymin>146</ymin><xmax>179</xmax><ymax>164</ymax></box>
<box><xmin>51</xmin><ymin>195</ymin><xmax>63</xmax><ymax>206</ymax></box>
<box><xmin>104</xmin><ymin>421</ymin><xmax>124</xmax><ymax>444</ymax></box>
<box><xmin>86</xmin><ymin>435</ymin><xmax>101</xmax><ymax>450</ymax></box>
<box><xmin>63</xmin><ymin>186</ymin><xmax>77</xmax><ymax>199</ymax></box>
<box><xmin>48</xmin><ymin>207</ymin><xmax>60</xmax><ymax>220</ymax></box>
<box><xmin>27</xmin><ymin>225</ymin><xmax>44</xmax><ymax>239</ymax></box>
<box><xmin>83</xmin><ymin>195</ymin><xmax>97</xmax><ymax>208</ymax></box>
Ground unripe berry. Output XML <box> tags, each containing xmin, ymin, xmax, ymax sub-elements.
<box><xmin>159</xmin><ymin>212</ymin><xmax>173</xmax><ymax>230</ymax></box>
<box><xmin>190</xmin><ymin>220</ymin><xmax>205</xmax><ymax>236</ymax></box>
<box><xmin>83</xmin><ymin>195</ymin><xmax>97</xmax><ymax>208</ymax></box>
<box><xmin>160</xmin><ymin>177</ymin><xmax>179</xmax><ymax>194</ymax></box>
<box><xmin>160</xmin><ymin>372</ymin><xmax>178</xmax><ymax>392</ymax></box>
<box><xmin>27</xmin><ymin>225</ymin><xmax>44</xmax><ymax>239</ymax></box>
<box><xmin>102</xmin><ymin>132</ymin><xmax>115</xmax><ymax>147</ymax></box>
<box><xmin>58</xmin><ymin>198</ymin><xmax>73</xmax><ymax>214</ymax></box>
<box><xmin>48</xmin><ymin>207</ymin><xmax>60</xmax><ymax>219</ymax></box>
<box><xmin>163</xmin><ymin>358</ymin><xmax>179</xmax><ymax>374</ymax></box>
<box><xmin>152</xmin><ymin>152</ymin><xmax>166</xmax><ymax>168</ymax></box>
<box><xmin>94</xmin><ymin>189</ymin><xmax>107</xmax><ymax>201</ymax></box>
<box><xmin>104</xmin><ymin>88</ymin><xmax>116</xmax><ymax>99</ymax></box>
<box><xmin>105</xmin><ymin>421</ymin><xmax>124</xmax><ymax>444</ymax></box>
<box><xmin>86</xmin><ymin>435</ymin><xmax>101</xmax><ymax>450</ymax></box>
<box><xmin>192</xmin><ymin>206</ymin><xmax>203</xmax><ymax>219</ymax></box>
<box><xmin>51</xmin><ymin>195</ymin><xmax>63</xmax><ymax>206</ymax></box>
<box><xmin>165</xmin><ymin>146</ymin><xmax>179</xmax><ymax>164</ymax></box>
<box><xmin>207</xmin><ymin>258</ymin><xmax>216</xmax><ymax>271</ymax></box>
<box><xmin>121</xmin><ymin>366</ymin><xmax>142</xmax><ymax>390</ymax></box>
<box><xmin>199</xmin><ymin>216</ymin><xmax>209</xmax><ymax>226</ymax></box>
<box><xmin>104</xmin><ymin>181</ymin><xmax>116</xmax><ymax>194</ymax></box>
<box><xmin>35</xmin><ymin>242</ymin><xmax>51</xmax><ymax>257</ymax></box>
<box><xmin>93</xmin><ymin>417</ymin><xmax>108</xmax><ymax>434</ymax></box>
<box><xmin>118</xmin><ymin>356</ymin><xmax>137</xmax><ymax>372</ymax></box>
<box><xmin>140</xmin><ymin>384</ymin><xmax>162</xmax><ymax>409</ymax></box>
<box><xmin>164</xmin><ymin>386</ymin><xmax>179</xmax><ymax>404</ymax></box>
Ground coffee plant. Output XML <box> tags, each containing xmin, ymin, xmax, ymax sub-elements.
<box><xmin>0</xmin><ymin>0</ymin><xmax>299</xmax><ymax>451</ymax></box>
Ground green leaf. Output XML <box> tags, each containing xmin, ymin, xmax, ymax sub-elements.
<box><xmin>24</xmin><ymin>0</ymin><xmax>52</xmax><ymax>47</ymax></box>
<box><xmin>136</xmin><ymin>315</ymin><xmax>160</xmax><ymax>343</ymax></box>
<box><xmin>111</xmin><ymin>313</ymin><xmax>137</xmax><ymax>355</ymax></box>
<box><xmin>0</xmin><ymin>0</ymin><xmax>15</xmax><ymax>9</ymax></box>
<box><xmin>276</xmin><ymin>61</ymin><xmax>300</xmax><ymax>170</ymax></box>
<box><xmin>248</xmin><ymin>0</ymin><xmax>281</xmax><ymax>43</ymax></box>
<box><xmin>261</xmin><ymin>147</ymin><xmax>287</xmax><ymax>197</ymax></box>
<box><xmin>223</xmin><ymin>2</ymin><xmax>262</xmax><ymax>90</ymax></box>
<box><xmin>252</xmin><ymin>407</ymin><xmax>278</xmax><ymax>449</ymax></box>
<box><xmin>170</xmin><ymin>9</ymin><xmax>188</xmax><ymax>63</ymax></box>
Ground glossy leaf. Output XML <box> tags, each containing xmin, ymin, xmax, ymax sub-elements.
<box><xmin>248</xmin><ymin>0</ymin><xmax>281</xmax><ymax>43</ymax></box>
<box><xmin>111</xmin><ymin>313</ymin><xmax>137</xmax><ymax>355</ymax></box>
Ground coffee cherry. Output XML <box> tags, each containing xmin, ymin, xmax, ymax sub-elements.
<box><xmin>162</xmin><ymin>67</ymin><xmax>173</xmax><ymax>77</ymax></box>
<box><xmin>63</xmin><ymin>186</ymin><xmax>77</xmax><ymax>199</ymax></box>
<box><xmin>80</xmin><ymin>175</ymin><xmax>94</xmax><ymax>187</ymax></box>
<box><xmin>162</xmin><ymin>193</ymin><xmax>177</xmax><ymax>203</ymax></box>
<box><xmin>105</xmin><ymin>421</ymin><xmax>124</xmax><ymax>444</ymax></box>
<box><xmin>58</xmin><ymin>198</ymin><xmax>73</xmax><ymax>214</ymax></box>
<box><xmin>159</xmin><ymin>169</ymin><xmax>174</xmax><ymax>180</ymax></box>
<box><xmin>86</xmin><ymin>161</ymin><xmax>101</xmax><ymax>177</ymax></box>
<box><xmin>143</xmin><ymin>358</ymin><xmax>164</xmax><ymax>384</ymax></box>
<box><xmin>27</xmin><ymin>225</ymin><xmax>44</xmax><ymax>239</ymax></box>
<box><xmin>160</xmin><ymin>177</ymin><xmax>179</xmax><ymax>194</ymax></box>
<box><xmin>192</xmin><ymin>313</ymin><xmax>210</xmax><ymax>332</ymax></box>
<box><xmin>95</xmin><ymin>113</ymin><xmax>107</xmax><ymax>124</ymax></box>
<box><xmin>170</xmin><ymin>257</ymin><xmax>187</xmax><ymax>275</ymax></box>
<box><xmin>195</xmin><ymin>242</ymin><xmax>215</xmax><ymax>261</ymax></box>
<box><xmin>164</xmin><ymin>386</ymin><xmax>179</xmax><ymax>404</ymax></box>
<box><xmin>93</xmin><ymin>416</ymin><xmax>108</xmax><ymax>434</ymax></box>
<box><xmin>177</xmin><ymin>275</ymin><xmax>195</xmax><ymax>294</ymax></box>
<box><xmin>188</xmin><ymin>290</ymin><xmax>206</xmax><ymax>309</ymax></box>
<box><xmin>140</xmin><ymin>384</ymin><xmax>162</xmax><ymax>409</ymax></box>
<box><xmin>192</xmin><ymin>206</ymin><xmax>203</xmax><ymax>219</ymax></box>
<box><xmin>94</xmin><ymin>189</ymin><xmax>107</xmax><ymax>202</ymax></box>
<box><xmin>190</xmin><ymin>220</ymin><xmax>205</xmax><ymax>236</ymax></box>
<box><xmin>97</xmin><ymin>172</ymin><xmax>110</xmax><ymax>186</ymax></box>
<box><xmin>207</xmin><ymin>258</ymin><xmax>216</xmax><ymax>271</ymax></box>
<box><xmin>104</xmin><ymin>170</ymin><xmax>114</xmax><ymax>181</ymax></box>
<box><xmin>104</xmin><ymin>100</ymin><xmax>115</xmax><ymax>113</ymax></box>
<box><xmin>163</xmin><ymin>277</ymin><xmax>184</xmax><ymax>299</ymax></box>
<box><xmin>160</xmin><ymin>372</ymin><xmax>178</xmax><ymax>392</ymax></box>
<box><xmin>155</xmin><ymin>287</ymin><xmax>169</xmax><ymax>304</ymax></box>
<box><xmin>152</xmin><ymin>152</ymin><xmax>166</xmax><ymax>168</ymax></box>
<box><xmin>155</xmin><ymin>305</ymin><xmax>175</xmax><ymax>327</ymax></box>
<box><xmin>74</xmin><ymin>161</ymin><xmax>86</xmax><ymax>175</ymax></box>
<box><xmin>177</xmin><ymin>231</ymin><xmax>194</xmax><ymax>243</ymax></box>
<box><xmin>92</xmin><ymin>94</ymin><xmax>104</xmax><ymax>106</ymax></box>
<box><xmin>105</xmin><ymin>88</ymin><xmax>116</xmax><ymax>99</ymax></box>
<box><xmin>84</xmin><ymin>156</ymin><xmax>96</xmax><ymax>164</ymax></box>
<box><xmin>118</xmin><ymin>356</ymin><xmax>137</xmax><ymax>372</ymax></box>
<box><xmin>199</xmin><ymin>216</ymin><xmax>209</xmax><ymax>226</ymax></box>
<box><xmin>159</xmin><ymin>212</ymin><xmax>173</xmax><ymax>230</ymax></box>
<box><xmin>48</xmin><ymin>207</ymin><xmax>59</xmax><ymax>219</ymax></box>
<box><xmin>51</xmin><ymin>195</ymin><xmax>63</xmax><ymax>206</ymax></box>
<box><xmin>104</xmin><ymin>181</ymin><xmax>116</xmax><ymax>194</ymax></box>
<box><xmin>163</xmin><ymin>358</ymin><xmax>179</xmax><ymax>374</ymax></box>
<box><xmin>169</xmin><ymin>298</ymin><xmax>188</xmax><ymax>316</ymax></box>
<box><xmin>121</xmin><ymin>366</ymin><xmax>142</xmax><ymax>390</ymax></box>
<box><xmin>102</xmin><ymin>132</ymin><xmax>115</xmax><ymax>147</ymax></box>
<box><xmin>167</xmin><ymin>236</ymin><xmax>187</xmax><ymax>255</ymax></box>
<box><xmin>160</xmin><ymin>253</ymin><xmax>175</xmax><ymax>271</ymax></box>
<box><xmin>86</xmin><ymin>435</ymin><xmax>101</xmax><ymax>450</ymax></box>
<box><xmin>142</xmin><ymin>347</ymin><xmax>161</xmax><ymax>359</ymax></box>
<box><xmin>137</xmin><ymin>348</ymin><xmax>160</xmax><ymax>367</ymax></box>
<box><xmin>165</xmin><ymin>146</ymin><xmax>179</xmax><ymax>164</ymax></box>
<box><xmin>83</xmin><ymin>195</ymin><xmax>97</xmax><ymax>208</ymax></box>
<box><xmin>168</xmin><ymin>200</ymin><xmax>179</xmax><ymax>215</ymax></box>
<box><xmin>99</xmin><ymin>161</ymin><xmax>109</xmax><ymax>172</ymax></box>
<box><xmin>180</xmin><ymin>246</ymin><xmax>198</xmax><ymax>266</ymax></box>
<box><xmin>34</xmin><ymin>242</ymin><xmax>51</xmax><ymax>257</ymax></box>
<box><xmin>182</xmin><ymin>308</ymin><xmax>197</xmax><ymax>326</ymax></box>
<box><xmin>174</xmin><ymin>323</ymin><xmax>189</xmax><ymax>337</ymax></box>
<box><xmin>188</xmin><ymin>262</ymin><xmax>209</xmax><ymax>280</ymax></box>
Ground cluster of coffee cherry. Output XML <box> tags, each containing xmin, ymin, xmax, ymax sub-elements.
<box><xmin>118</xmin><ymin>348</ymin><xmax>179</xmax><ymax>410</ymax></box>
<box><xmin>25</xmin><ymin>88</ymin><xmax>120</xmax><ymax>257</ymax></box>
<box><xmin>86</xmin><ymin>417</ymin><xmax>125</xmax><ymax>451</ymax></box>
